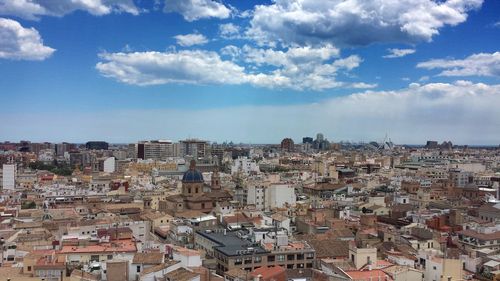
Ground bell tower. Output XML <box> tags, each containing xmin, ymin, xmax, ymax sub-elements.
<box><xmin>211</xmin><ymin>167</ymin><xmax>221</xmax><ymax>190</ymax></box>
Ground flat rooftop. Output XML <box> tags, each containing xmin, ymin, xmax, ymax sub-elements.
<box><xmin>197</xmin><ymin>230</ymin><xmax>268</xmax><ymax>257</ymax></box>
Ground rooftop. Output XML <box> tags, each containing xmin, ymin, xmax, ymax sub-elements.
<box><xmin>196</xmin><ymin>230</ymin><xmax>268</xmax><ymax>256</ymax></box>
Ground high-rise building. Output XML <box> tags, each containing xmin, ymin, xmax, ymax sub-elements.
<box><xmin>179</xmin><ymin>139</ymin><xmax>208</xmax><ymax>158</ymax></box>
<box><xmin>313</xmin><ymin>133</ymin><xmax>330</xmax><ymax>150</ymax></box>
<box><xmin>55</xmin><ymin>142</ymin><xmax>72</xmax><ymax>157</ymax></box>
<box><xmin>281</xmin><ymin>138</ymin><xmax>295</xmax><ymax>152</ymax></box>
<box><xmin>2</xmin><ymin>164</ymin><xmax>16</xmax><ymax>190</ymax></box>
<box><xmin>302</xmin><ymin>137</ymin><xmax>313</xmax><ymax>144</ymax></box>
<box><xmin>85</xmin><ymin>141</ymin><xmax>109</xmax><ymax>150</ymax></box>
<box><xmin>425</xmin><ymin>141</ymin><xmax>438</xmax><ymax>149</ymax></box>
<box><xmin>316</xmin><ymin>133</ymin><xmax>324</xmax><ymax>142</ymax></box>
<box><xmin>137</xmin><ymin>140</ymin><xmax>173</xmax><ymax>160</ymax></box>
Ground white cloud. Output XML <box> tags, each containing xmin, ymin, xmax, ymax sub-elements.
<box><xmin>164</xmin><ymin>0</ymin><xmax>231</xmax><ymax>21</ymax></box>
<box><xmin>0</xmin><ymin>18</ymin><xmax>55</xmax><ymax>60</ymax></box>
<box><xmin>219</xmin><ymin>23</ymin><xmax>240</xmax><ymax>39</ymax></box>
<box><xmin>96</xmin><ymin>50</ymin><xmax>247</xmax><ymax>86</ymax></box>
<box><xmin>0</xmin><ymin>0</ymin><xmax>140</xmax><ymax>20</ymax></box>
<box><xmin>4</xmin><ymin>82</ymin><xmax>499</xmax><ymax>145</ymax></box>
<box><xmin>241</xmin><ymin>45</ymin><xmax>358</xmax><ymax>90</ymax></box>
<box><xmin>383</xmin><ymin>48</ymin><xmax>416</xmax><ymax>58</ymax></box>
<box><xmin>96</xmin><ymin>44</ymin><xmax>365</xmax><ymax>90</ymax></box>
<box><xmin>419</xmin><ymin>75</ymin><xmax>430</xmax><ymax>82</ymax></box>
<box><xmin>417</xmin><ymin>51</ymin><xmax>500</xmax><ymax>77</ymax></box>
<box><xmin>220</xmin><ymin>45</ymin><xmax>241</xmax><ymax>60</ymax></box>
<box><xmin>350</xmin><ymin>82</ymin><xmax>377</xmax><ymax>89</ymax></box>
<box><xmin>174</xmin><ymin>33</ymin><xmax>208</xmax><ymax>47</ymax></box>
<box><xmin>247</xmin><ymin>0</ymin><xmax>483</xmax><ymax>47</ymax></box>
<box><xmin>242</xmin><ymin>44</ymin><xmax>340</xmax><ymax>66</ymax></box>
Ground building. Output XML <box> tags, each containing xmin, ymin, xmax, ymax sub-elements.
<box><xmin>195</xmin><ymin>230</ymin><xmax>315</xmax><ymax>275</ymax></box>
<box><xmin>457</xmin><ymin>227</ymin><xmax>500</xmax><ymax>252</ymax></box>
<box><xmin>313</xmin><ymin>133</ymin><xmax>330</xmax><ymax>150</ymax></box>
<box><xmin>103</xmin><ymin>157</ymin><xmax>116</xmax><ymax>173</ymax></box>
<box><xmin>137</xmin><ymin>140</ymin><xmax>174</xmax><ymax>161</ymax></box>
<box><xmin>179</xmin><ymin>139</ymin><xmax>208</xmax><ymax>158</ymax></box>
<box><xmin>2</xmin><ymin>163</ymin><xmax>16</xmax><ymax>190</ymax></box>
<box><xmin>247</xmin><ymin>184</ymin><xmax>266</xmax><ymax>210</ymax></box>
<box><xmin>85</xmin><ymin>141</ymin><xmax>109</xmax><ymax>150</ymax></box>
<box><xmin>267</xmin><ymin>184</ymin><xmax>296</xmax><ymax>209</ymax></box>
<box><xmin>231</xmin><ymin>157</ymin><xmax>260</xmax><ymax>175</ymax></box>
<box><xmin>280</xmin><ymin>138</ymin><xmax>294</xmax><ymax>152</ymax></box>
<box><xmin>164</xmin><ymin>160</ymin><xmax>232</xmax><ymax>215</ymax></box>
<box><xmin>302</xmin><ymin>137</ymin><xmax>313</xmax><ymax>144</ymax></box>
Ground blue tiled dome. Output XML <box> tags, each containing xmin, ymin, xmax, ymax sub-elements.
<box><xmin>182</xmin><ymin>169</ymin><xmax>204</xmax><ymax>183</ymax></box>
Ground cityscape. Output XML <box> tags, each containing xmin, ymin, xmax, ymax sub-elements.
<box><xmin>1</xmin><ymin>1</ymin><xmax>500</xmax><ymax>281</ymax></box>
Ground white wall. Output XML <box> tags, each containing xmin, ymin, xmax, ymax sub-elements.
<box><xmin>266</xmin><ymin>184</ymin><xmax>295</xmax><ymax>209</ymax></box>
<box><xmin>247</xmin><ymin>185</ymin><xmax>265</xmax><ymax>210</ymax></box>
<box><xmin>104</xmin><ymin>157</ymin><xmax>116</xmax><ymax>173</ymax></box>
<box><xmin>2</xmin><ymin>164</ymin><xmax>16</xmax><ymax>190</ymax></box>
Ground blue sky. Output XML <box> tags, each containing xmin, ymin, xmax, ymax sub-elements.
<box><xmin>0</xmin><ymin>0</ymin><xmax>499</xmax><ymax>144</ymax></box>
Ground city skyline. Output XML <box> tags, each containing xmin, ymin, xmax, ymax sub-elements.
<box><xmin>0</xmin><ymin>0</ymin><xmax>499</xmax><ymax>144</ymax></box>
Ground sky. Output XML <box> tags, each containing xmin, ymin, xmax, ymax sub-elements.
<box><xmin>0</xmin><ymin>0</ymin><xmax>499</xmax><ymax>145</ymax></box>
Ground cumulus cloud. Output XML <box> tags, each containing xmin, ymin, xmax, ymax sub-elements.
<box><xmin>164</xmin><ymin>0</ymin><xmax>231</xmax><ymax>21</ymax></box>
<box><xmin>383</xmin><ymin>48</ymin><xmax>416</xmax><ymax>58</ymax></box>
<box><xmin>95</xmin><ymin>50</ymin><xmax>247</xmax><ymax>86</ymax></box>
<box><xmin>417</xmin><ymin>52</ymin><xmax>500</xmax><ymax>77</ymax></box>
<box><xmin>96</xmin><ymin>45</ymin><xmax>364</xmax><ymax>90</ymax></box>
<box><xmin>247</xmin><ymin>0</ymin><xmax>483</xmax><ymax>47</ymax></box>
<box><xmin>219</xmin><ymin>23</ymin><xmax>240</xmax><ymax>39</ymax></box>
<box><xmin>4</xmin><ymin>82</ymin><xmax>499</xmax><ymax>144</ymax></box>
<box><xmin>0</xmin><ymin>18</ymin><xmax>55</xmax><ymax>60</ymax></box>
<box><xmin>220</xmin><ymin>45</ymin><xmax>241</xmax><ymax>60</ymax></box>
<box><xmin>174</xmin><ymin>33</ymin><xmax>208</xmax><ymax>47</ymax></box>
<box><xmin>0</xmin><ymin>0</ymin><xmax>140</xmax><ymax>20</ymax></box>
<box><xmin>241</xmin><ymin>44</ymin><xmax>363</xmax><ymax>90</ymax></box>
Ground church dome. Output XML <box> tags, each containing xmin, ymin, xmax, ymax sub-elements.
<box><xmin>182</xmin><ymin>160</ymin><xmax>204</xmax><ymax>183</ymax></box>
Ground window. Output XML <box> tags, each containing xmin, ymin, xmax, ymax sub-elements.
<box><xmin>107</xmin><ymin>255</ymin><xmax>113</xmax><ymax>260</ymax></box>
<box><xmin>277</xmin><ymin>255</ymin><xmax>285</xmax><ymax>262</ymax></box>
<box><xmin>137</xmin><ymin>265</ymin><xmax>141</xmax><ymax>273</ymax></box>
<box><xmin>254</xmin><ymin>256</ymin><xmax>262</xmax><ymax>263</ymax></box>
<box><xmin>287</xmin><ymin>254</ymin><xmax>295</xmax><ymax>261</ymax></box>
<box><xmin>27</xmin><ymin>266</ymin><xmax>32</xmax><ymax>271</ymax></box>
<box><xmin>268</xmin><ymin>255</ymin><xmax>275</xmax><ymax>262</ymax></box>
